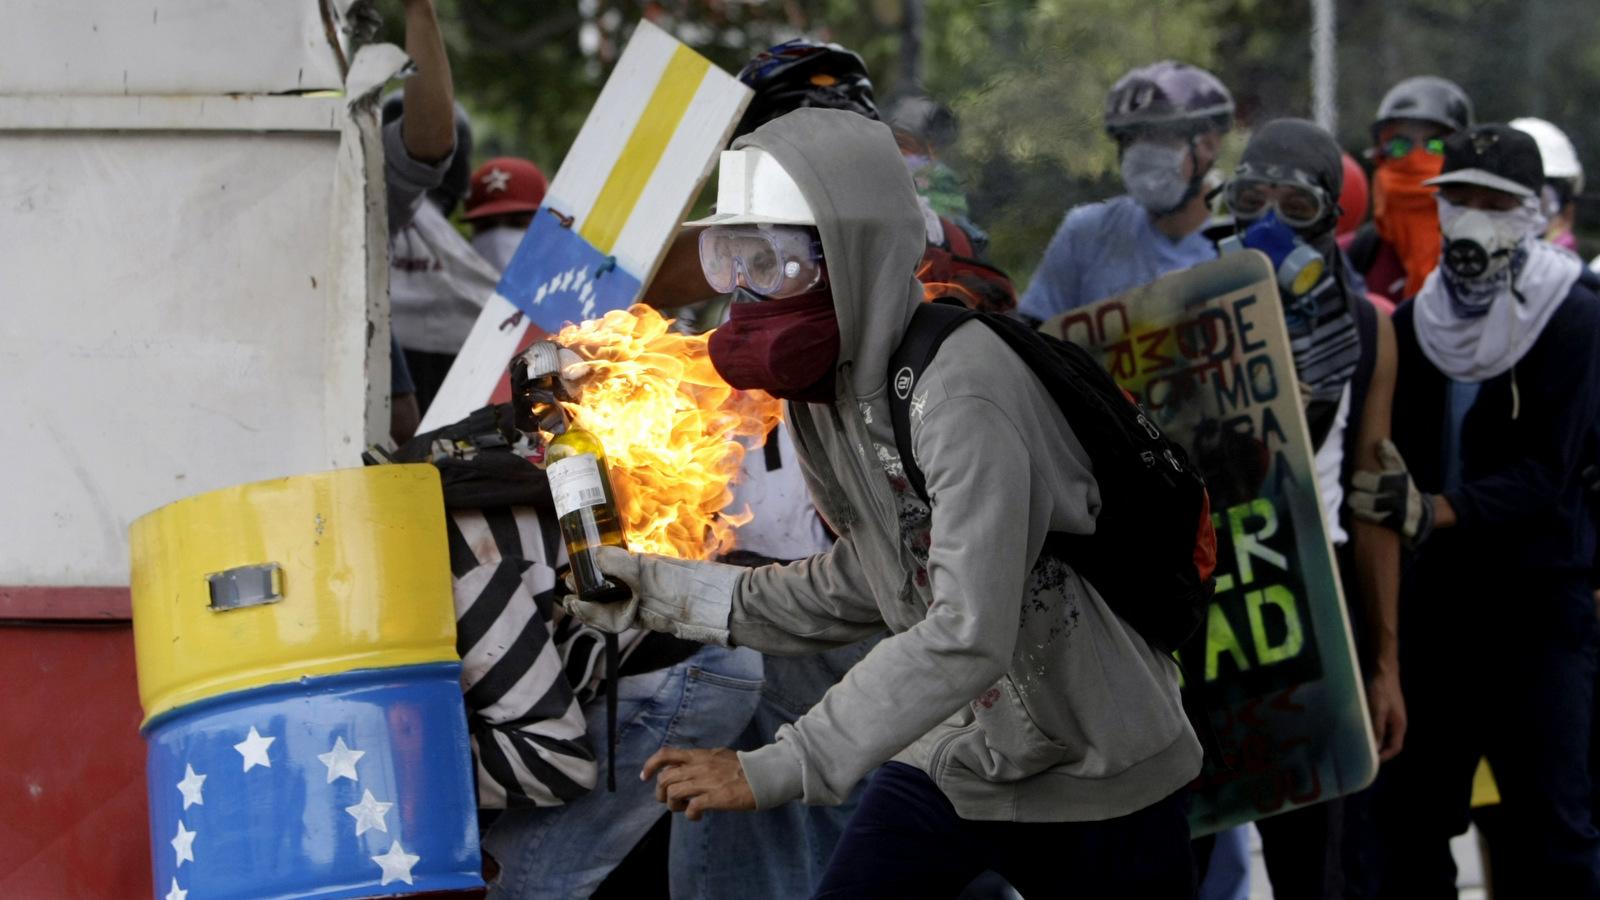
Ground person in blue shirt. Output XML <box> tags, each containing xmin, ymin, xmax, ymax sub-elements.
<box><xmin>1019</xmin><ymin>61</ymin><xmax>1234</xmax><ymax>323</ymax></box>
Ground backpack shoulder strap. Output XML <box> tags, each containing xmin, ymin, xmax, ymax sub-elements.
<box><xmin>888</xmin><ymin>301</ymin><xmax>978</xmax><ymax>503</ymax></box>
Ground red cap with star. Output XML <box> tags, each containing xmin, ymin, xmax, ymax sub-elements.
<box><xmin>464</xmin><ymin>157</ymin><xmax>548</xmax><ymax>220</ymax></box>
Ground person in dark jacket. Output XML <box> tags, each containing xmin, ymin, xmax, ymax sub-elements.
<box><xmin>1351</xmin><ymin>124</ymin><xmax>1600</xmax><ymax>897</ymax></box>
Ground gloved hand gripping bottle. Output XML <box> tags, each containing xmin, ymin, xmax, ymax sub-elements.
<box><xmin>510</xmin><ymin>341</ymin><xmax>631</xmax><ymax>605</ymax></box>
<box><xmin>511</xmin><ymin>340</ymin><xmax>632</xmax><ymax>791</ymax></box>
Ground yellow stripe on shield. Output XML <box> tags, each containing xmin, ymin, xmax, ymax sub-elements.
<box><xmin>579</xmin><ymin>44</ymin><xmax>711</xmax><ymax>254</ymax></box>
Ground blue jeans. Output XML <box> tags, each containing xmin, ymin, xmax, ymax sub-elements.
<box><xmin>482</xmin><ymin>644</ymin><xmax>763</xmax><ymax>900</ymax></box>
<box><xmin>813</xmin><ymin>762</ymin><xmax>1195</xmax><ymax>899</ymax></box>
<box><xmin>670</xmin><ymin>640</ymin><xmax>881</xmax><ymax>899</ymax></box>
<box><xmin>1198</xmin><ymin>827</ymin><xmax>1251</xmax><ymax>900</ymax></box>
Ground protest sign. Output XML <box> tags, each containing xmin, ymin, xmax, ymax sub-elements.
<box><xmin>1042</xmin><ymin>251</ymin><xmax>1377</xmax><ymax>833</ymax></box>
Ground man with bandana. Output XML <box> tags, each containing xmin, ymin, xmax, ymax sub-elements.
<box><xmin>1019</xmin><ymin>61</ymin><xmax>1234</xmax><ymax>322</ymax></box>
<box><xmin>462</xmin><ymin>156</ymin><xmax>547</xmax><ymax>273</ymax></box>
<box><xmin>1351</xmin><ymin>124</ymin><xmax>1600</xmax><ymax>896</ymax></box>
<box><xmin>1345</xmin><ymin>77</ymin><xmax>1475</xmax><ymax>308</ymax></box>
<box><xmin>1218</xmin><ymin>119</ymin><xmax>1404</xmax><ymax>900</ymax></box>
<box><xmin>567</xmin><ymin>109</ymin><xmax>1203</xmax><ymax>897</ymax></box>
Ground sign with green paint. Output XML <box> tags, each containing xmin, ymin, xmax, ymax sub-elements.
<box><xmin>1040</xmin><ymin>251</ymin><xmax>1377</xmax><ymax>835</ymax></box>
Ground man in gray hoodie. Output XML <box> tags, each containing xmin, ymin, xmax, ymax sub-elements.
<box><xmin>566</xmin><ymin>108</ymin><xmax>1202</xmax><ymax>897</ymax></box>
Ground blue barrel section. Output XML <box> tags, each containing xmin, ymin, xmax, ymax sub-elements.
<box><xmin>143</xmin><ymin>663</ymin><xmax>481</xmax><ymax>900</ymax></box>
<box><xmin>130</xmin><ymin>467</ymin><xmax>483</xmax><ymax>899</ymax></box>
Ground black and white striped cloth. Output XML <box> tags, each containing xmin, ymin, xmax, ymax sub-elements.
<box><xmin>447</xmin><ymin>506</ymin><xmax>649</xmax><ymax>808</ymax></box>
<box><xmin>1289</xmin><ymin>273</ymin><xmax>1362</xmax><ymax>444</ymax></box>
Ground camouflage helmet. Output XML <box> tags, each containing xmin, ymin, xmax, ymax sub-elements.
<box><xmin>1105</xmin><ymin>61</ymin><xmax>1234</xmax><ymax>141</ymax></box>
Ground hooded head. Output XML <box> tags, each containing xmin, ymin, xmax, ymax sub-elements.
<box><xmin>1235</xmin><ymin>118</ymin><xmax>1345</xmax><ymax>253</ymax></box>
<box><xmin>1227</xmin><ymin>120</ymin><xmax>1362</xmax><ymax>436</ymax></box>
<box><xmin>719</xmin><ymin>108</ymin><xmax>926</xmax><ymax>401</ymax></box>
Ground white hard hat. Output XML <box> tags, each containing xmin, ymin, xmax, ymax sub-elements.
<box><xmin>684</xmin><ymin>148</ymin><xmax>816</xmax><ymax>227</ymax></box>
<box><xmin>1511</xmin><ymin>117</ymin><xmax>1584</xmax><ymax>195</ymax></box>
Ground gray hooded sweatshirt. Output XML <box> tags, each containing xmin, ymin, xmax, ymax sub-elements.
<box><xmin>725</xmin><ymin>109</ymin><xmax>1202</xmax><ymax>822</ymax></box>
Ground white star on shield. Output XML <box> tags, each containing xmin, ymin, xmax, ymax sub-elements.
<box><xmin>176</xmin><ymin>765</ymin><xmax>206</xmax><ymax>809</ymax></box>
<box><xmin>317</xmin><ymin>736</ymin><xmax>365</xmax><ymax>783</ymax></box>
<box><xmin>372</xmin><ymin>840</ymin><xmax>421</xmax><ymax>886</ymax></box>
<box><xmin>482</xmin><ymin>166</ymin><xmax>512</xmax><ymax>193</ymax></box>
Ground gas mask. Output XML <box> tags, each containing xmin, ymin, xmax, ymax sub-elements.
<box><xmin>1436</xmin><ymin>197</ymin><xmax>1543</xmax><ymax>282</ymax></box>
<box><xmin>1221</xmin><ymin>210</ymin><xmax>1327</xmax><ymax>301</ymax></box>
<box><xmin>1121</xmin><ymin>141</ymin><xmax>1193</xmax><ymax>215</ymax></box>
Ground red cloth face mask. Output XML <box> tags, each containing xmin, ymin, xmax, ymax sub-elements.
<box><xmin>708</xmin><ymin>287</ymin><xmax>841</xmax><ymax>404</ymax></box>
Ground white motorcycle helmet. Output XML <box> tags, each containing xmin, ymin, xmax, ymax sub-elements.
<box><xmin>1511</xmin><ymin>117</ymin><xmax>1584</xmax><ymax>216</ymax></box>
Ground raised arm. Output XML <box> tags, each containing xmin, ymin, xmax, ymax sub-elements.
<box><xmin>399</xmin><ymin>0</ymin><xmax>455</xmax><ymax>164</ymax></box>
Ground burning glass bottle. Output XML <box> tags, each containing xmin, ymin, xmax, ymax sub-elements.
<box><xmin>510</xmin><ymin>341</ymin><xmax>631</xmax><ymax>605</ymax></box>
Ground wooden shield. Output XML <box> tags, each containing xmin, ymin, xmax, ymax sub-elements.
<box><xmin>1041</xmin><ymin>251</ymin><xmax>1377</xmax><ymax>834</ymax></box>
<box><xmin>420</xmin><ymin>21</ymin><xmax>752</xmax><ymax>432</ymax></box>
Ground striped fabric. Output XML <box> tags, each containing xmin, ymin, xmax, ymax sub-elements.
<box><xmin>446</xmin><ymin>506</ymin><xmax>646</xmax><ymax>808</ymax></box>
<box><xmin>1288</xmin><ymin>274</ymin><xmax>1361</xmax><ymax>420</ymax></box>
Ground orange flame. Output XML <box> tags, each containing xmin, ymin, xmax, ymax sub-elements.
<box><xmin>551</xmin><ymin>305</ymin><xmax>783</xmax><ymax>560</ymax></box>
<box><xmin>915</xmin><ymin>259</ymin><xmax>983</xmax><ymax>309</ymax></box>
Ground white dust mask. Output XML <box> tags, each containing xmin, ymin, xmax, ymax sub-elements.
<box><xmin>471</xmin><ymin>227</ymin><xmax>528</xmax><ymax>273</ymax></box>
<box><xmin>1121</xmin><ymin>142</ymin><xmax>1192</xmax><ymax>214</ymax></box>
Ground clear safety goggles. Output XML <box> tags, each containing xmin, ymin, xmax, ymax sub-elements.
<box><xmin>699</xmin><ymin>224</ymin><xmax>825</xmax><ymax>299</ymax></box>
<box><xmin>1224</xmin><ymin>164</ymin><xmax>1331</xmax><ymax>230</ymax></box>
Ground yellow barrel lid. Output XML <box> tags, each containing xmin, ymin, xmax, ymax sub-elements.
<box><xmin>130</xmin><ymin>465</ymin><xmax>458</xmax><ymax>724</ymax></box>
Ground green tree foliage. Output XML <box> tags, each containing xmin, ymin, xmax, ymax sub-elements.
<box><xmin>918</xmin><ymin>0</ymin><xmax>1227</xmax><ymax>280</ymax></box>
<box><xmin>379</xmin><ymin>0</ymin><xmax>1600</xmax><ymax>280</ymax></box>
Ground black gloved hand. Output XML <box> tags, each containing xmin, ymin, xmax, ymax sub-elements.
<box><xmin>1348</xmin><ymin>438</ymin><xmax>1435</xmax><ymax>549</ymax></box>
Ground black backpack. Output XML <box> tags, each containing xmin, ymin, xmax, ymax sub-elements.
<box><xmin>887</xmin><ymin>301</ymin><xmax>1217</xmax><ymax>654</ymax></box>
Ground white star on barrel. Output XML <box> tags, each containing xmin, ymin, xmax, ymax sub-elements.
<box><xmin>164</xmin><ymin>877</ymin><xmax>187</xmax><ymax>900</ymax></box>
<box><xmin>345</xmin><ymin>789</ymin><xmax>393</xmax><ymax>836</ymax></box>
<box><xmin>233</xmin><ymin>726</ymin><xmax>274</xmax><ymax>771</ymax></box>
<box><xmin>171</xmin><ymin>819</ymin><xmax>196</xmax><ymax>867</ymax></box>
<box><xmin>317</xmin><ymin>736</ymin><xmax>365</xmax><ymax>783</ymax></box>
<box><xmin>372</xmin><ymin>840</ymin><xmax>420</xmax><ymax>886</ymax></box>
<box><xmin>176</xmin><ymin>765</ymin><xmax>206</xmax><ymax>809</ymax></box>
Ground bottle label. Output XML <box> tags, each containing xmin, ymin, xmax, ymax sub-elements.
<box><xmin>548</xmin><ymin>452</ymin><xmax>608</xmax><ymax>518</ymax></box>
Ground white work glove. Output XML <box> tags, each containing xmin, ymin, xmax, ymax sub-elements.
<box><xmin>1348</xmin><ymin>438</ymin><xmax>1435</xmax><ymax>550</ymax></box>
<box><xmin>562</xmin><ymin>546</ymin><xmax>742</xmax><ymax>647</ymax></box>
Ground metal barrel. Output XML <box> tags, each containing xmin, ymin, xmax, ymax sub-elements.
<box><xmin>130</xmin><ymin>466</ymin><xmax>483</xmax><ymax>900</ymax></box>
